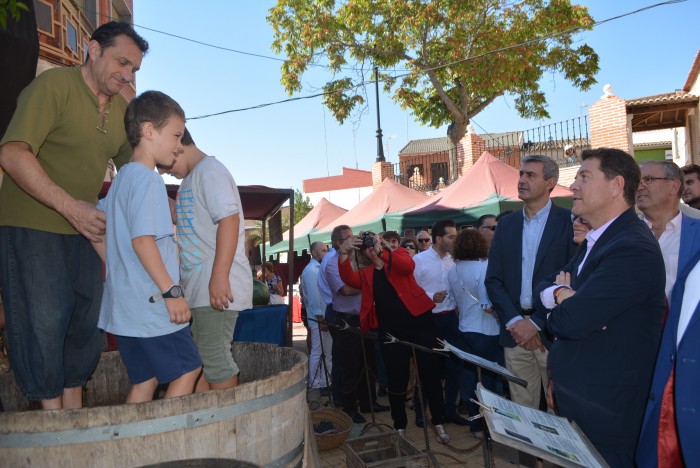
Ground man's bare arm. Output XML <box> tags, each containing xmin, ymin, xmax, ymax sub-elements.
<box><xmin>0</xmin><ymin>141</ymin><xmax>106</xmax><ymax>241</ymax></box>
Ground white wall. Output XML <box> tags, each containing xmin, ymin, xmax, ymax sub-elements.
<box><xmin>306</xmin><ymin>186</ymin><xmax>373</xmax><ymax>210</ymax></box>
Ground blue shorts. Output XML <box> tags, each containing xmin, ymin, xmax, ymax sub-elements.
<box><xmin>0</xmin><ymin>227</ymin><xmax>104</xmax><ymax>400</ymax></box>
<box><xmin>115</xmin><ymin>327</ymin><xmax>202</xmax><ymax>385</ymax></box>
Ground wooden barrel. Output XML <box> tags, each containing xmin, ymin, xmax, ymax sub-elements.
<box><xmin>0</xmin><ymin>342</ymin><xmax>307</xmax><ymax>468</ymax></box>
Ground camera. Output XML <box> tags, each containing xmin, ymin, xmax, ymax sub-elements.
<box><xmin>359</xmin><ymin>231</ymin><xmax>376</xmax><ymax>249</ymax></box>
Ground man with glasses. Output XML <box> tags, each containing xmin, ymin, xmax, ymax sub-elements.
<box><xmin>321</xmin><ymin>225</ymin><xmax>387</xmax><ymax>422</ymax></box>
<box><xmin>636</xmin><ymin>160</ymin><xmax>700</xmax><ymax>302</ymax></box>
<box><xmin>416</xmin><ymin>230</ymin><xmax>432</xmax><ymax>252</ymax></box>
<box><xmin>0</xmin><ymin>22</ymin><xmax>148</xmax><ymax>410</ymax></box>
<box><xmin>476</xmin><ymin>214</ymin><xmax>497</xmax><ymax>249</ymax></box>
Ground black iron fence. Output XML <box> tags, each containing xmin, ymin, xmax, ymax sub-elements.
<box><xmin>390</xmin><ymin>116</ymin><xmax>589</xmax><ymax>192</ymax></box>
<box><xmin>480</xmin><ymin>116</ymin><xmax>590</xmax><ymax>169</ymax></box>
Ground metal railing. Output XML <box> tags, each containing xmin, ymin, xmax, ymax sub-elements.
<box><xmin>390</xmin><ymin>151</ymin><xmax>454</xmax><ymax>193</ymax></box>
<box><xmin>478</xmin><ymin>116</ymin><xmax>590</xmax><ymax>169</ymax></box>
<box><xmin>390</xmin><ymin>116</ymin><xmax>589</xmax><ymax>192</ymax></box>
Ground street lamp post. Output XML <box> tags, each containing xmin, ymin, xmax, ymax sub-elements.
<box><xmin>374</xmin><ymin>66</ymin><xmax>385</xmax><ymax>162</ymax></box>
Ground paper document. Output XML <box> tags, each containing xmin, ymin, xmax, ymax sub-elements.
<box><xmin>476</xmin><ymin>384</ymin><xmax>609</xmax><ymax>468</ymax></box>
<box><xmin>440</xmin><ymin>339</ymin><xmax>527</xmax><ymax>387</ymax></box>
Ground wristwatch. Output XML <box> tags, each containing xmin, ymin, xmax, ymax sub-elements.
<box><xmin>149</xmin><ymin>284</ymin><xmax>184</xmax><ymax>303</ymax></box>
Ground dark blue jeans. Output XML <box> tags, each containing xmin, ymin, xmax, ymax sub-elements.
<box><xmin>433</xmin><ymin>311</ymin><xmax>461</xmax><ymax>416</ymax></box>
<box><xmin>0</xmin><ymin>227</ymin><xmax>104</xmax><ymax>400</ymax></box>
<box><xmin>457</xmin><ymin>331</ymin><xmax>502</xmax><ymax>432</ymax></box>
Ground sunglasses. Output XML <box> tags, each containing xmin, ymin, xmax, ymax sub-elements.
<box><xmin>417</xmin><ymin>238</ymin><xmax>431</xmax><ymax>243</ymax></box>
<box><xmin>404</xmin><ymin>244</ymin><xmax>416</xmax><ymax>250</ymax></box>
<box><xmin>480</xmin><ymin>225</ymin><xmax>496</xmax><ymax>231</ymax></box>
<box><xmin>571</xmin><ymin>214</ymin><xmax>591</xmax><ymax>227</ymax></box>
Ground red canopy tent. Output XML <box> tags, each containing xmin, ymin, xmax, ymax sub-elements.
<box><xmin>310</xmin><ymin>177</ymin><xmax>429</xmax><ymax>244</ymax></box>
<box><xmin>385</xmin><ymin>152</ymin><xmax>573</xmax><ymax>231</ymax></box>
<box><xmin>267</xmin><ymin>197</ymin><xmax>347</xmax><ymax>255</ymax></box>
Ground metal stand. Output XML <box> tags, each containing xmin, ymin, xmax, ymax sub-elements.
<box><xmin>384</xmin><ymin>333</ymin><xmax>462</xmax><ymax>466</ymax></box>
<box><xmin>306</xmin><ymin>316</ymin><xmax>333</xmax><ymax>406</ymax></box>
<box><xmin>438</xmin><ymin>339</ymin><xmax>528</xmax><ymax>468</ymax></box>
<box><xmin>335</xmin><ymin>320</ymin><xmax>393</xmax><ymax>435</ymax></box>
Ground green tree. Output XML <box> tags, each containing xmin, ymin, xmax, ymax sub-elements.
<box><xmin>293</xmin><ymin>188</ymin><xmax>314</xmax><ymax>225</ymax></box>
<box><xmin>268</xmin><ymin>0</ymin><xmax>599</xmax><ymax>179</ymax></box>
<box><xmin>0</xmin><ymin>0</ymin><xmax>29</xmax><ymax>30</ymax></box>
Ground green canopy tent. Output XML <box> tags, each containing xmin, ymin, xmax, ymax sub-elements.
<box><xmin>385</xmin><ymin>151</ymin><xmax>572</xmax><ymax>232</ymax></box>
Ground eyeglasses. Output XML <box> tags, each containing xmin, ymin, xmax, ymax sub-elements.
<box><xmin>479</xmin><ymin>225</ymin><xmax>496</xmax><ymax>231</ymax></box>
<box><xmin>417</xmin><ymin>238</ymin><xmax>431</xmax><ymax>243</ymax></box>
<box><xmin>404</xmin><ymin>244</ymin><xmax>416</xmax><ymax>250</ymax></box>
<box><xmin>640</xmin><ymin>176</ymin><xmax>674</xmax><ymax>187</ymax></box>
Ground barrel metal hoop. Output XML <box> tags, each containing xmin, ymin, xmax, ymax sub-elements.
<box><xmin>0</xmin><ymin>378</ymin><xmax>306</xmax><ymax>449</ymax></box>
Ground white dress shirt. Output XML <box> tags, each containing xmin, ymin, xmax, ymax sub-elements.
<box><xmin>413</xmin><ymin>247</ymin><xmax>456</xmax><ymax>313</ymax></box>
<box><xmin>643</xmin><ymin>211</ymin><xmax>681</xmax><ymax>300</ymax></box>
<box><xmin>541</xmin><ymin>214</ymin><xmax>619</xmax><ymax>309</ymax></box>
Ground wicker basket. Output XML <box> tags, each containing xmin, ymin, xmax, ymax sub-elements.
<box><xmin>311</xmin><ymin>407</ymin><xmax>353</xmax><ymax>451</ymax></box>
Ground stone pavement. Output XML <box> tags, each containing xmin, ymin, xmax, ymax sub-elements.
<box><xmin>292</xmin><ymin>322</ymin><xmax>525</xmax><ymax>467</ymax></box>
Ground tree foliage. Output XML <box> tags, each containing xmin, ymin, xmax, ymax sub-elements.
<box><xmin>293</xmin><ymin>188</ymin><xmax>314</xmax><ymax>225</ymax></box>
<box><xmin>0</xmin><ymin>0</ymin><xmax>29</xmax><ymax>30</ymax></box>
<box><xmin>268</xmin><ymin>0</ymin><xmax>600</xmax><ymax>163</ymax></box>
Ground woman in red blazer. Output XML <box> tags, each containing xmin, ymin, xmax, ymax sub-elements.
<box><xmin>338</xmin><ymin>233</ymin><xmax>449</xmax><ymax>443</ymax></box>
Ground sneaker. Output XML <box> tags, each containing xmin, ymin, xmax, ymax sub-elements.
<box><xmin>434</xmin><ymin>424</ymin><xmax>450</xmax><ymax>444</ymax></box>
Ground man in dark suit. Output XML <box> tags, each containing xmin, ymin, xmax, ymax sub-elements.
<box><xmin>485</xmin><ymin>154</ymin><xmax>576</xmax><ymax>414</ymax></box>
<box><xmin>636</xmin><ymin>210</ymin><xmax>700</xmax><ymax>467</ymax></box>
<box><xmin>538</xmin><ymin>148</ymin><xmax>665</xmax><ymax>467</ymax></box>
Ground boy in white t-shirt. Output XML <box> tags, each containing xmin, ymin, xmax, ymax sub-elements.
<box><xmin>94</xmin><ymin>91</ymin><xmax>202</xmax><ymax>403</ymax></box>
<box><xmin>162</xmin><ymin>128</ymin><xmax>252</xmax><ymax>390</ymax></box>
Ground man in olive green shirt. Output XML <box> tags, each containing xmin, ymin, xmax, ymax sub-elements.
<box><xmin>0</xmin><ymin>22</ymin><xmax>148</xmax><ymax>410</ymax></box>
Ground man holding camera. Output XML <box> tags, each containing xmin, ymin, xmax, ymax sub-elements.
<box><xmin>324</xmin><ymin>225</ymin><xmax>388</xmax><ymax>423</ymax></box>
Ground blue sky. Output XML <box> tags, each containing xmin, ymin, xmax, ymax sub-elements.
<box><xmin>133</xmin><ymin>1</ymin><xmax>699</xmax><ymax>191</ymax></box>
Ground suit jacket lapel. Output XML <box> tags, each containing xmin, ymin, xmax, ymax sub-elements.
<box><xmin>570</xmin><ymin>241</ymin><xmax>587</xmax><ymax>285</ymax></box>
<box><xmin>679</xmin><ymin>215</ymin><xmax>700</xmax><ymax>274</ymax></box>
<box><xmin>575</xmin><ymin>209</ymin><xmax>635</xmax><ymax>281</ymax></box>
<box><xmin>677</xmin><ymin>248</ymin><xmax>700</xmax><ymax>348</ymax></box>
<box><xmin>533</xmin><ymin>204</ymin><xmax>559</xmax><ymax>274</ymax></box>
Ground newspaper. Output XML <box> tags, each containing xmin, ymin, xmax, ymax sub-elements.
<box><xmin>476</xmin><ymin>384</ymin><xmax>609</xmax><ymax>468</ymax></box>
<box><xmin>440</xmin><ymin>339</ymin><xmax>528</xmax><ymax>388</ymax></box>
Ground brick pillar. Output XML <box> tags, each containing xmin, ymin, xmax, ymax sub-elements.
<box><xmin>458</xmin><ymin>125</ymin><xmax>485</xmax><ymax>175</ymax></box>
<box><xmin>588</xmin><ymin>84</ymin><xmax>633</xmax><ymax>154</ymax></box>
<box><xmin>371</xmin><ymin>161</ymin><xmax>393</xmax><ymax>188</ymax></box>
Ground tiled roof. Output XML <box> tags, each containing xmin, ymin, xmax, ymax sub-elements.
<box><xmin>683</xmin><ymin>49</ymin><xmax>700</xmax><ymax>92</ymax></box>
<box><xmin>399</xmin><ymin>137</ymin><xmax>449</xmax><ymax>154</ymax></box>
<box><xmin>399</xmin><ymin>131</ymin><xmax>524</xmax><ymax>155</ymax></box>
<box><xmin>302</xmin><ymin>167</ymin><xmax>372</xmax><ymax>194</ymax></box>
<box><xmin>634</xmin><ymin>141</ymin><xmax>672</xmax><ymax>149</ymax></box>
<box><xmin>626</xmin><ymin>92</ymin><xmax>698</xmax><ymax>107</ymax></box>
